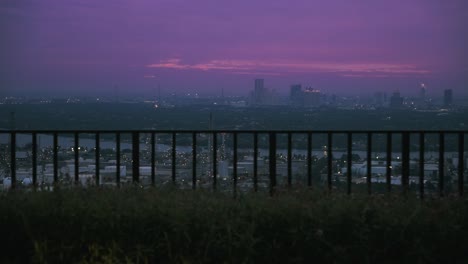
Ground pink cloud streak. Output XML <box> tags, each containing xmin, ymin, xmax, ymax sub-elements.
<box><xmin>147</xmin><ymin>58</ymin><xmax>430</xmax><ymax>76</ymax></box>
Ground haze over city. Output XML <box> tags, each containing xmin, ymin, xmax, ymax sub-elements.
<box><xmin>1</xmin><ymin>0</ymin><xmax>467</xmax><ymax>97</ymax></box>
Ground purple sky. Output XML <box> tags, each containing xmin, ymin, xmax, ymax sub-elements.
<box><xmin>1</xmin><ymin>0</ymin><xmax>467</xmax><ymax>97</ymax></box>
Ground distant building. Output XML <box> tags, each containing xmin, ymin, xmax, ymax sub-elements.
<box><xmin>253</xmin><ymin>79</ymin><xmax>265</xmax><ymax>105</ymax></box>
<box><xmin>444</xmin><ymin>89</ymin><xmax>453</xmax><ymax>107</ymax></box>
<box><xmin>303</xmin><ymin>88</ymin><xmax>321</xmax><ymax>107</ymax></box>
<box><xmin>389</xmin><ymin>92</ymin><xmax>403</xmax><ymax>109</ymax></box>
<box><xmin>290</xmin><ymin>84</ymin><xmax>303</xmax><ymax>106</ymax></box>
<box><xmin>250</xmin><ymin>79</ymin><xmax>278</xmax><ymax>105</ymax></box>
<box><xmin>420</xmin><ymin>83</ymin><xmax>426</xmax><ymax>102</ymax></box>
<box><xmin>374</xmin><ymin>92</ymin><xmax>383</xmax><ymax>106</ymax></box>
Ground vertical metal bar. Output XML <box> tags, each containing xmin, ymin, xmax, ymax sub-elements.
<box><xmin>233</xmin><ymin>132</ymin><xmax>238</xmax><ymax>196</ymax></box>
<box><xmin>172</xmin><ymin>133</ymin><xmax>176</xmax><ymax>184</ymax></box>
<box><xmin>132</xmin><ymin>132</ymin><xmax>140</xmax><ymax>184</ymax></box>
<box><xmin>386</xmin><ymin>133</ymin><xmax>392</xmax><ymax>193</ymax></box>
<box><xmin>116</xmin><ymin>133</ymin><xmax>121</xmax><ymax>187</ymax></box>
<box><xmin>327</xmin><ymin>132</ymin><xmax>333</xmax><ymax>192</ymax></box>
<box><xmin>95</xmin><ymin>133</ymin><xmax>100</xmax><ymax>186</ymax></box>
<box><xmin>439</xmin><ymin>133</ymin><xmax>445</xmax><ymax>197</ymax></box>
<box><xmin>151</xmin><ymin>133</ymin><xmax>156</xmax><ymax>187</ymax></box>
<box><xmin>458</xmin><ymin>133</ymin><xmax>464</xmax><ymax>197</ymax></box>
<box><xmin>269</xmin><ymin>132</ymin><xmax>277</xmax><ymax>195</ymax></box>
<box><xmin>192</xmin><ymin>132</ymin><xmax>197</xmax><ymax>190</ymax></box>
<box><xmin>402</xmin><ymin>132</ymin><xmax>410</xmax><ymax>195</ymax></box>
<box><xmin>287</xmin><ymin>132</ymin><xmax>292</xmax><ymax>187</ymax></box>
<box><xmin>419</xmin><ymin>132</ymin><xmax>425</xmax><ymax>199</ymax></box>
<box><xmin>367</xmin><ymin>132</ymin><xmax>372</xmax><ymax>195</ymax></box>
<box><xmin>32</xmin><ymin>133</ymin><xmax>37</xmax><ymax>189</ymax></box>
<box><xmin>347</xmin><ymin>132</ymin><xmax>352</xmax><ymax>195</ymax></box>
<box><xmin>74</xmin><ymin>132</ymin><xmax>79</xmax><ymax>185</ymax></box>
<box><xmin>253</xmin><ymin>132</ymin><xmax>258</xmax><ymax>192</ymax></box>
<box><xmin>307</xmin><ymin>133</ymin><xmax>312</xmax><ymax>187</ymax></box>
<box><xmin>212</xmin><ymin>132</ymin><xmax>217</xmax><ymax>190</ymax></box>
<box><xmin>10</xmin><ymin>132</ymin><xmax>16</xmax><ymax>189</ymax></box>
<box><xmin>53</xmin><ymin>132</ymin><xmax>58</xmax><ymax>185</ymax></box>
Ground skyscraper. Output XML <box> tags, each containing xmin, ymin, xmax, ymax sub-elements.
<box><xmin>303</xmin><ymin>88</ymin><xmax>321</xmax><ymax>107</ymax></box>
<box><xmin>290</xmin><ymin>84</ymin><xmax>303</xmax><ymax>106</ymax></box>
<box><xmin>420</xmin><ymin>83</ymin><xmax>426</xmax><ymax>101</ymax></box>
<box><xmin>389</xmin><ymin>91</ymin><xmax>403</xmax><ymax>109</ymax></box>
<box><xmin>253</xmin><ymin>79</ymin><xmax>265</xmax><ymax>105</ymax></box>
<box><xmin>444</xmin><ymin>89</ymin><xmax>453</xmax><ymax>107</ymax></box>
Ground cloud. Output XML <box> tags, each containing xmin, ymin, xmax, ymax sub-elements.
<box><xmin>147</xmin><ymin>58</ymin><xmax>430</xmax><ymax>76</ymax></box>
<box><xmin>230</xmin><ymin>71</ymin><xmax>282</xmax><ymax>76</ymax></box>
<box><xmin>341</xmin><ymin>74</ymin><xmax>392</xmax><ymax>78</ymax></box>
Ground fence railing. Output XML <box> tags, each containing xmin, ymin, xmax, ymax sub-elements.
<box><xmin>1</xmin><ymin>130</ymin><xmax>466</xmax><ymax>198</ymax></box>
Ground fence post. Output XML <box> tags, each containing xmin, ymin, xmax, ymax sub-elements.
<box><xmin>132</xmin><ymin>132</ymin><xmax>140</xmax><ymax>184</ymax></box>
<box><xmin>116</xmin><ymin>133</ymin><xmax>121</xmax><ymax>187</ymax></box>
<box><xmin>10</xmin><ymin>132</ymin><xmax>16</xmax><ymax>190</ymax></box>
<box><xmin>53</xmin><ymin>133</ymin><xmax>58</xmax><ymax>185</ymax></box>
<box><xmin>74</xmin><ymin>132</ymin><xmax>79</xmax><ymax>186</ymax></box>
<box><xmin>269</xmin><ymin>132</ymin><xmax>277</xmax><ymax>195</ymax></box>
<box><xmin>212</xmin><ymin>132</ymin><xmax>217</xmax><ymax>190</ymax></box>
<box><xmin>386</xmin><ymin>133</ymin><xmax>392</xmax><ymax>193</ymax></box>
<box><xmin>439</xmin><ymin>133</ymin><xmax>445</xmax><ymax>197</ymax></box>
<box><xmin>192</xmin><ymin>132</ymin><xmax>197</xmax><ymax>190</ymax></box>
<box><xmin>419</xmin><ymin>132</ymin><xmax>425</xmax><ymax>199</ymax></box>
<box><xmin>459</xmin><ymin>133</ymin><xmax>465</xmax><ymax>197</ymax></box>
<box><xmin>347</xmin><ymin>132</ymin><xmax>352</xmax><ymax>195</ymax></box>
<box><xmin>95</xmin><ymin>133</ymin><xmax>100</xmax><ymax>186</ymax></box>
<box><xmin>287</xmin><ymin>132</ymin><xmax>292</xmax><ymax>188</ymax></box>
<box><xmin>253</xmin><ymin>133</ymin><xmax>258</xmax><ymax>192</ymax></box>
<box><xmin>233</xmin><ymin>132</ymin><xmax>238</xmax><ymax>196</ymax></box>
<box><xmin>307</xmin><ymin>133</ymin><xmax>312</xmax><ymax>187</ymax></box>
<box><xmin>327</xmin><ymin>132</ymin><xmax>333</xmax><ymax>192</ymax></box>
<box><xmin>401</xmin><ymin>132</ymin><xmax>410</xmax><ymax>195</ymax></box>
<box><xmin>367</xmin><ymin>133</ymin><xmax>372</xmax><ymax>195</ymax></box>
<box><xmin>172</xmin><ymin>133</ymin><xmax>176</xmax><ymax>184</ymax></box>
<box><xmin>32</xmin><ymin>132</ymin><xmax>37</xmax><ymax>189</ymax></box>
<box><xmin>151</xmin><ymin>133</ymin><xmax>156</xmax><ymax>187</ymax></box>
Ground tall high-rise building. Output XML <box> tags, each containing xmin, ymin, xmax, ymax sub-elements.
<box><xmin>420</xmin><ymin>83</ymin><xmax>426</xmax><ymax>101</ymax></box>
<box><xmin>444</xmin><ymin>89</ymin><xmax>453</xmax><ymax>106</ymax></box>
<box><xmin>290</xmin><ymin>84</ymin><xmax>303</xmax><ymax>106</ymax></box>
<box><xmin>253</xmin><ymin>79</ymin><xmax>265</xmax><ymax>105</ymax></box>
<box><xmin>303</xmin><ymin>88</ymin><xmax>321</xmax><ymax>107</ymax></box>
<box><xmin>389</xmin><ymin>91</ymin><xmax>403</xmax><ymax>109</ymax></box>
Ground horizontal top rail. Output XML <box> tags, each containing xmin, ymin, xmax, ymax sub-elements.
<box><xmin>1</xmin><ymin>129</ymin><xmax>468</xmax><ymax>134</ymax></box>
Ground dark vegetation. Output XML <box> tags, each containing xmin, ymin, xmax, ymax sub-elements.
<box><xmin>1</xmin><ymin>103</ymin><xmax>467</xmax><ymax>130</ymax></box>
<box><xmin>1</xmin><ymin>188</ymin><xmax>467</xmax><ymax>263</ymax></box>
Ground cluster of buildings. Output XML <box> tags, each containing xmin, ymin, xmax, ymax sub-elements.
<box><xmin>388</xmin><ymin>85</ymin><xmax>454</xmax><ymax>109</ymax></box>
<box><xmin>250</xmin><ymin>79</ymin><xmax>323</xmax><ymax>107</ymax></box>
<box><xmin>249</xmin><ymin>79</ymin><xmax>279</xmax><ymax>105</ymax></box>
<box><xmin>248</xmin><ymin>79</ymin><xmax>458</xmax><ymax>110</ymax></box>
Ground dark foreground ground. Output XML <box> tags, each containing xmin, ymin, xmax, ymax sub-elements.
<box><xmin>1</xmin><ymin>188</ymin><xmax>467</xmax><ymax>263</ymax></box>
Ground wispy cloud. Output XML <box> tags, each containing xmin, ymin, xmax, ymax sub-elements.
<box><xmin>147</xmin><ymin>58</ymin><xmax>430</xmax><ymax>76</ymax></box>
<box><xmin>341</xmin><ymin>74</ymin><xmax>392</xmax><ymax>78</ymax></box>
<box><xmin>230</xmin><ymin>71</ymin><xmax>283</xmax><ymax>76</ymax></box>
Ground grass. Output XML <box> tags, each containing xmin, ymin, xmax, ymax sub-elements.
<box><xmin>1</xmin><ymin>187</ymin><xmax>467</xmax><ymax>263</ymax></box>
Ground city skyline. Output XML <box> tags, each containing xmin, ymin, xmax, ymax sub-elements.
<box><xmin>1</xmin><ymin>0</ymin><xmax>467</xmax><ymax>96</ymax></box>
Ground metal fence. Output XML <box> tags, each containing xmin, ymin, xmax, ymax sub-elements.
<box><xmin>1</xmin><ymin>130</ymin><xmax>466</xmax><ymax>198</ymax></box>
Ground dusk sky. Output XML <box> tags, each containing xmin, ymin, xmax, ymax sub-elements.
<box><xmin>1</xmin><ymin>0</ymin><xmax>467</xmax><ymax>97</ymax></box>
